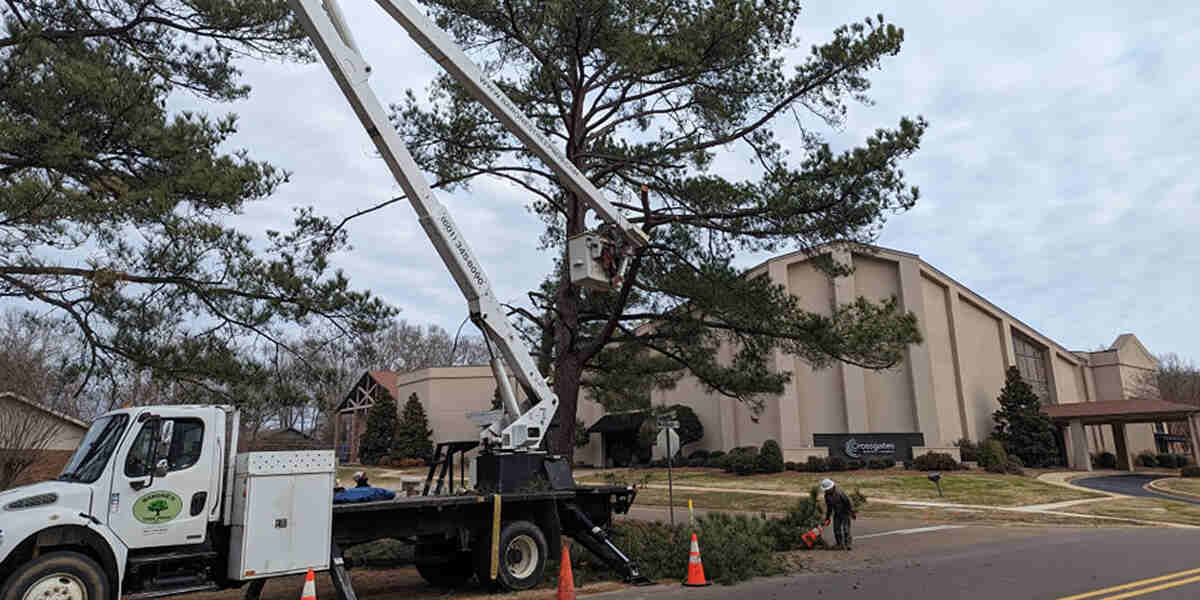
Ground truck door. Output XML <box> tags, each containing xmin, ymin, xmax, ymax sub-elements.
<box><xmin>107</xmin><ymin>410</ymin><xmax>214</xmax><ymax>548</ymax></box>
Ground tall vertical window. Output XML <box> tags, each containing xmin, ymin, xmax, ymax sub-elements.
<box><xmin>1012</xmin><ymin>331</ymin><xmax>1050</xmax><ymax>401</ymax></box>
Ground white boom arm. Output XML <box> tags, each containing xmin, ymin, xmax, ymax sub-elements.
<box><xmin>289</xmin><ymin>0</ymin><xmax>645</xmax><ymax>450</ymax></box>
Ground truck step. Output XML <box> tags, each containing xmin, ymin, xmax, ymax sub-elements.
<box><xmin>126</xmin><ymin>583</ymin><xmax>219</xmax><ymax>600</ymax></box>
<box><xmin>128</xmin><ymin>550</ymin><xmax>218</xmax><ymax>567</ymax></box>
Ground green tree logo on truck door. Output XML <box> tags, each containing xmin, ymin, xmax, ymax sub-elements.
<box><xmin>133</xmin><ymin>491</ymin><xmax>183</xmax><ymax>524</ymax></box>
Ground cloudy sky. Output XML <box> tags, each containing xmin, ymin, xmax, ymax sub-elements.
<box><xmin>189</xmin><ymin>1</ymin><xmax>1200</xmax><ymax>358</ymax></box>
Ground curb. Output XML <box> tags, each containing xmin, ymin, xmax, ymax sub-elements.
<box><xmin>1146</xmin><ymin>478</ymin><xmax>1200</xmax><ymax>502</ymax></box>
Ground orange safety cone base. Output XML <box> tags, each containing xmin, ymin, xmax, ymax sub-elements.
<box><xmin>300</xmin><ymin>569</ymin><xmax>317</xmax><ymax>600</ymax></box>
<box><xmin>682</xmin><ymin>533</ymin><xmax>712</xmax><ymax>587</ymax></box>
<box><xmin>557</xmin><ymin>544</ymin><xmax>576</xmax><ymax>600</ymax></box>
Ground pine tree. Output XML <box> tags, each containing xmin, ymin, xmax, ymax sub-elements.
<box><xmin>386</xmin><ymin>0</ymin><xmax>927</xmax><ymax>458</ymax></box>
<box><xmin>395</xmin><ymin>393</ymin><xmax>434</xmax><ymax>463</ymax></box>
<box><xmin>993</xmin><ymin>366</ymin><xmax>1060</xmax><ymax>468</ymax></box>
<box><xmin>358</xmin><ymin>393</ymin><xmax>397</xmax><ymax>465</ymax></box>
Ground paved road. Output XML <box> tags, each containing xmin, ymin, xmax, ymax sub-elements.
<box><xmin>1074</xmin><ymin>474</ymin><xmax>1200</xmax><ymax>505</ymax></box>
<box><xmin>591</xmin><ymin>526</ymin><xmax>1200</xmax><ymax>600</ymax></box>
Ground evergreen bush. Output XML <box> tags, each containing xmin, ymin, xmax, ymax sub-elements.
<box><xmin>913</xmin><ymin>452</ymin><xmax>961</xmax><ymax>471</ymax></box>
<box><xmin>992</xmin><ymin>367</ymin><xmax>1060</xmax><ymax>467</ymax></box>
<box><xmin>393</xmin><ymin>393</ymin><xmax>434</xmax><ymax>463</ymax></box>
<box><xmin>757</xmin><ymin>439</ymin><xmax>785</xmax><ymax>474</ymax></box>
<box><xmin>1138</xmin><ymin>451</ymin><xmax>1158</xmax><ymax>468</ymax></box>
<box><xmin>827</xmin><ymin>456</ymin><xmax>847</xmax><ymax>472</ymax></box>
<box><xmin>358</xmin><ymin>392</ymin><xmax>397</xmax><ymax>465</ymax></box>
<box><xmin>807</xmin><ymin>456</ymin><xmax>829</xmax><ymax>472</ymax></box>
<box><xmin>954</xmin><ymin>438</ymin><xmax>979</xmax><ymax>462</ymax></box>
<box><xmin>1094</xmin><ymin>451</ymin><xmax>1117</xmax><ymax>469</ymax></box>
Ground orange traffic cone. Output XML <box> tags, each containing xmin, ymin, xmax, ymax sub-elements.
<box><xmin>557</xmin><ymin>543</ymin><xmax>576</xmax><ymax>600</ymax></box>
<box><xmin>300</xmin><ymin>569</ymin><xmax>316</xmax><ymax>600</ymax></box>
<box><xmin>682</xmin><ymin>533</ymin><xmax>711</xmax><ymax>587</ymax></box>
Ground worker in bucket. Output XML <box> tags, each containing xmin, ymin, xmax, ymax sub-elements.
<box><xmin>820</xmin><ymin>478</ymin><xmax>857</xmax><ymax>550</ymax></box>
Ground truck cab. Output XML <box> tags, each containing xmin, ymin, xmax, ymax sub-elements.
<box><xmin>0</xmin><ymin>405</ymin><xmax>233</xmax><ymax>600</ymax></box>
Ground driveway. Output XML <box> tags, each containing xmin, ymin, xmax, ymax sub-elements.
<box><xmin>1073</xmin><ymin>474</ymin><xmax>1200</xmax><ymax>505</ymax></box>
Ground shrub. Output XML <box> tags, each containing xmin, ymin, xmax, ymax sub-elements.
<box><xmin>954</xmin><ymin>438</ymin><xmax>979</xmax><ymax>463</ymax></box>
<box><xmin>1182</xmin><ymin>465</ymin><xmax>1200</xmax><ymax>478</ymax></box>
<box><xmin>765</xmin><ymin>487</ymin><xmax>824</xmax><ymax>551</ymax></box>
<box><xmin>687</xmin><ymin>458</ymin><xmax>707</xmax><ymax>468</ymax></box>
<box><xmin>977</xmin><ymin>439</ymin><xmax>1007</xmax><ymax>470</ymax></box>
<box><xmin>867</xmin><ymin>457</ymin><xmax>895</xmax><ymax>469</ymax></box>
<box><xmin>784</xmin><ymin>461</ymin><xmax>799</xmax><ymax>472</ymax></box>
<box><xmin>709</xmin><ymin>450</ymin><xmax>726</xmax><ymax>460</ymax></box>
<box><xmin>846</xmin><ymin>459</ymin><xmax>866</xmax><ymax>471</ymax></box>
<box><xmin>1138</xmin><ymin>451</ymin><xmax>1157</xmax><ymax>468</ymax></box>
<box><xmin>827</xmin><ymin>456</ymin><xmax>847</xmax><ymax>472</ymax></box>
<box><xmin>1005</xmin><ymin>455</ymin><xmax>1025</xmax><ymax>475</ymax></box>
<box><xmin>1177</xmin><ymin>454</ymin><xmax>1193</xmax><ymax>467</ymax></box>
<box><xmin>731</xmin><ymin>446</ymin><xmax>760</xmax><ymax>457</ymax></box>
<box><xmin>757</xmin><ymin>440</ymin><xmax>785</xmax><ymax>474</ymax></box>
<box><xmin>1156</xmin><ymin>453</ymin><xmax>1179</xmax><ymax>469</ymax></box>
<box><xmin>913</xmin><ymin>452</ymin><xmax>961</xmax><ymax>471</ymax></box>
<box><xmin>807</xmin><ymin>456</ymin><xmax>829</xmax><ymax>472</ymax></box>
<box><xmin>688</xmin><ymin>449</ymin><xmax>711</xmax><ymax>461</ymax></box>
<box><xmin>732</xmin><ymin>454</ymin><xmax>759</xmax><ymax>476</ymax></box>
<box><xmin>1093</xmin><ymin>451</ymin><xmax>1117</xmax><ymax>469</ymax></box>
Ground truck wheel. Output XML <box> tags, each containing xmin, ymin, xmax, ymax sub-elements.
<box><xmin>414</xmin><ymin>550</ymin><xmax>473</xmax><ymax>588</ymax></box>
<box><xmin>473</xmin><ymin>520</ymin><xmax>548</xmax><ymax>592</ymax></box>
<box><xmin>1</xmin><ymin>552</ymin><xmax>110</xmax><ymax>600</ymax></box>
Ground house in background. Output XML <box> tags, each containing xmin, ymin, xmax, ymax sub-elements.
<box><xmin>651</xmin><ymin>243</ymin><xmax>1192</xmax><ymax>469</ymax></box>
<box><xmin>0</xmin><ymin>392</ymin><xmax>89</xmax><ymax>489</ymax></box>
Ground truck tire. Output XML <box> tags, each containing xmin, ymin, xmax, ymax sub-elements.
<box><xmin>472</xmin><ymin>520</ymin><xmax>548</xmax><ymax>592</ymax></box>
<box><xmin>1</xmin><ymin>552</ymin><xmax>110</xmax><ymax>600</ymax></box>
<box><xmin>414</xmin><ymin>550</ymin><xmax>473</xmax><ymax>588</ymax></box>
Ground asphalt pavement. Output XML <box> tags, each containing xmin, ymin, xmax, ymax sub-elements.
<box><xmin>591</xmin><ymin>526</ymin><xmax>1200</xmax><ymax>600</ymax></box>
<box><xmin>1074</xmin><ymin>474</ymin><xmax>1200</xmax><ymax>505</ymax></box>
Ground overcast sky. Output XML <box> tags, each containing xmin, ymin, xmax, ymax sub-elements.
<box><xmin>188</xmin><ymin>1</ymin><xmax>1200</xmax><ymax>359</ymax></box>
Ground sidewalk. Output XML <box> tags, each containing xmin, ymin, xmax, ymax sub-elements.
<box><xmin>636</xmin><ymin>473</ymin><xmax>1200</xmax><ymax>529</ymax></box>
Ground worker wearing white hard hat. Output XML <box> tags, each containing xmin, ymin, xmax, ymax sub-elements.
<box><xmin>820</xmin><ymin>477</ymin><xmax>856</xmax><ymax>550</ymax></box>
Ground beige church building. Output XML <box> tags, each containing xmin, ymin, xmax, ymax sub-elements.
<box><xmin>652</xmin><ymin>244</ymin><xmax>1194</xmax><ymax>469</ymax></box>
<box><xmin>336</xmin><ymin>244</ymin><xmax>1197</xmax><ymax>472</ymax></box>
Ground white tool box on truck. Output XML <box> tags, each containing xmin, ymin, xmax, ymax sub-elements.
<box><xmin>229</xmin><ymin>451</ymin><xmax>335</xmax><ymax>580</ymax></box>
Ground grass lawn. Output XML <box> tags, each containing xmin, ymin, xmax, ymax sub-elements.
<box><xmin>1154</xmin><ymin>478</ymin><xmax>1200</xmax><ymax>498</ymax></box>
<box><xmin>580</xmin><ymin>467</ymin><xmax>1102</xmax><ymax>506</ymax></box>
<box><xmin>1069</xmin><ymin>497</ymin><xmax>1200</xmax><ymax>526</ymax></box>
<box><xmin>630</xmin><ymin>487</ymin><xmax>1131</xmax><ymax>528</ymax></box>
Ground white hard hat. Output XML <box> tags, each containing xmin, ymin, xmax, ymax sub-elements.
<box><xmin>353</xmin><ymin>471</ymin><xmax>365</xmax><ymax>480</ymax></box>
<box><xmin>820</xmin><ymin>478</ymin><xmax>835</xmax><ymax>491</ymax></box>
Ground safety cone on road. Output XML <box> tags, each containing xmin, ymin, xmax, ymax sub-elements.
<box><xmin>682</xmin><ymin>533</ymin><xmax>711</xmax><ymax>587</ymax></box>
<box><xmin>300</xmin><ymin>569</ymin><xmax>316</xmax><ymax>600</ymax></box>
<box><xmin>557</xmin><ymin>543</ymin><xmax>576</xmax><ymax>600</ymax></box>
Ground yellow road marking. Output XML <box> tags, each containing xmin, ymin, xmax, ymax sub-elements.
<box><xmin>1100</xmin><ymin>574</ymin><xmax>1200</xmax><ymax>600</ymax></box>
<box><xmin>1057</xmin><ymin>567</ymin><xmax>1200</xmax><ymax>600</ymax></box>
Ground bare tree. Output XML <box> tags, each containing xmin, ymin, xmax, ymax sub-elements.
<box><xmin>0</xmin><ymin>392</ymin><xmax>67</xmax><ymax>490</ymax></box>
<box><xmin>1136</xmin><ymin>353</ymin><xmax>1200</xmax><ymax>440</ymax></box>
<box><xmin>356</xmin><ymin>320</ymin><xmax>490</xmax><ymax>373</ymax></box>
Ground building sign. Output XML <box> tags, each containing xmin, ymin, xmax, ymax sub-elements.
<box><xmin>813</xmin><ymin>433</ymin><xmax>926</xmax><ymax>461</ymax></box>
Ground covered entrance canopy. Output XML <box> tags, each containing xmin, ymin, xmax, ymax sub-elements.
<box><xmin>1044</xmin><ymin>399</ymin><xmax>1200</xmax><ymax>472</ymax></box>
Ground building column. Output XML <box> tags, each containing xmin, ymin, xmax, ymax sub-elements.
<box><xmin>1068</xmin><ymin>419</ymin><xmax>1092</xmax><ymax>472</ymax></box>
<box><xmin>898</xmin><ymin>259</ymin><xmax>941</xmax><ymax>445</ymax></box>
<box><xmin>1112</xmin><ymin>423</ymin><xmax>1133</xmax><ymax>471</ymax></box>
<box><xmin>1189</xmin><ymin>414</ymin><xmax>1200</xmax><ymax>468</ymax></box>
<box><xmin>831</xmin><ymin>248</ymin><xmax>868</xmax><ymax>432</ymax></box>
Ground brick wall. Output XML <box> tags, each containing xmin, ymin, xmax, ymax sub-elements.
<box><xmin>2</xmin><ymin>450</ymin><xmax>73</xmax><ymax>490</ymax></box>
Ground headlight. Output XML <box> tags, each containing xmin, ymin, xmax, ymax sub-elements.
<box><xmin>4</xmin><ymin>493</ymin><xmax>58</xmax><ymax>510</ymax></box>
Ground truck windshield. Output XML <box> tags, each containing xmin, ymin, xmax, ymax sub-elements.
<box><xmin>59</xmin><ymin>414</ymin><xmax>130</xmax><ymax>483</ymax></box>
